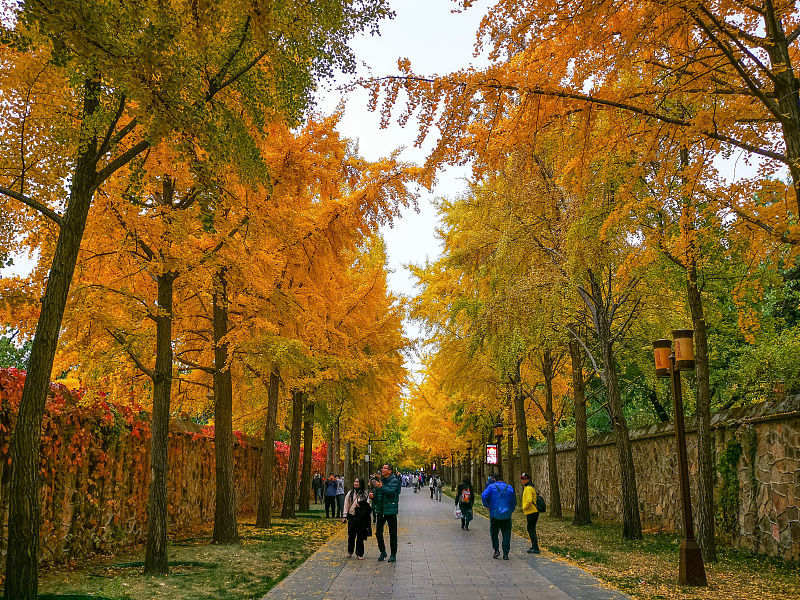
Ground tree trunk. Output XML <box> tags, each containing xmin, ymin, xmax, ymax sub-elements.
<box><xmin>298</xmin><ymin>399</ymin><xmax>315</xmax><ymax>513</ymax></box>
<box><xmin>513</xmin><ymin>376</ymin><xmax>531</xmax><ymax>481</ymax></box>
<box><xmin>281</xmin><ymin>391</ymin><xmax>303</xmax><ymax>518</ymax></box>
<box><xmin>256</xmin><ymin>369</ymin><xmax>279</xmax><ymax>528</ymax></box>
<box><xmin>569</xmin><ymin>339</ymin><xmax>591</xmax><ymax>525</ymax></box>
<box><xmin>495</xmin><ymin>434</ymin><xmax>503</xmax><ymax>481</ymax></box>
<box><xmin>543</xmin><ymin>350</ymin><xmax>562</xmax><ymax>518</ymax></box>
<box><xmin>5</xmin><ymin>79</ymin><xmax>100</xmax><ymax>600</ymax></box>
<box><xmin>333</xmin><ymin>416</ymin><xmax>341</xmax><ymax>475</ymax></box>
<box><xmin>344</xmin><ymin>441</ymin><xmax>352</xmax><ymax>489</ymax></box>
<box><xmin>144</xmin><ymin>272</ymin><xmax>177</xmax><ymax>574</ymax></box>
<box><xmin>687</xmin><ymin>262</ymin><xmax>716</xmax><ymax>561</ymax></box>
<box><xmin>325</xmin><ymin>426</ymin><xmax>333</xmax><ymax>476</ymax></box>
<box><xmin>212</xmin><ymin>270</ymin><xmax>238</xmax><ymax>544</ymax></box>
<box><xmin>602</xmin><ymin>340</ymin><xmax>642</xmax><ymax>539</ymax></box>
<box><xmin>763</xmin><ymin>9</ymin><xmax>800</xmax><ymax>215</ymax></box>
<box><xmin>506</xmin><ymin>416</ymin><xmax>515</xmax><ymax>495</ymax></box>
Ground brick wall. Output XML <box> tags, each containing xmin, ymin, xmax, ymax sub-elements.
<box><xmin>0</xmin><ymin>368</ymin><xmax>320</xmax><ymax>566</ymax></box>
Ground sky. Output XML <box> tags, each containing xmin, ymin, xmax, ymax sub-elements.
<box><xmin>314</xmin><ymin>0</ymin><xmax>493</xmax><ymax>378</ymax></box>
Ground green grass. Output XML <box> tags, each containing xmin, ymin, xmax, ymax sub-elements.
<box><xmin>443</xmin><ymin>489</ymin><xmax>799</xmax><ymax>600</ymax></box>
<box><xmin>39</xmin><ymin>510</ymin><xmax>342</xmax><ymax>600</ymax></box>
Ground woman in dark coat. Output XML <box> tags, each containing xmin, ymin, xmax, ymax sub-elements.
<box><xmin>455</xmin><ymin>477</ymin><xmax>475</xmax><ymax>530</ymax></box>
<box><xmin>343</xmin><ymin>477</ymin><xmax>372</xmax><ymax>558</ymax></box>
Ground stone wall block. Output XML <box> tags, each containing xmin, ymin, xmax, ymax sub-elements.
<box><xmin>526</xmin><ymin>396</ymin><xmax>800</xmax><ymax>561</ymax></box>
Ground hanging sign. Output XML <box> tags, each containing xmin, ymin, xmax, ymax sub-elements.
<box><xmin>486</xmin><ymin>443</ymin><xmax>498</xmax><ymax>465</ymax></box>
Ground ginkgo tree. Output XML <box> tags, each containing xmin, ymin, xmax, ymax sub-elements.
<box><xmin>1</xmin><ymin>0</ymin><xmax>397</xmax><ymax>594</ymax></box>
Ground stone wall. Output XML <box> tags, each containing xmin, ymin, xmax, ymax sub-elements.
<box><xmin>0</xmin><ymin>369</ymin><xmax>323</xmax><ymax>566</ymax></box>
<box><xmin>523</xmin><ymin>397</ymin><xmax>800</xmax><ymax>562</ymax></box>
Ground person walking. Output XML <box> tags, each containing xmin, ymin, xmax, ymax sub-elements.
<box><xmin>481</xmin><ymin>473</ymin><xmax>517</xmax><ymax>560</ymax></box>
<box><xmin>373</xmin><ymin>463</ymin><xmax>401</xmax><ymax>562</ymax></box>
<box><xmin>520</xmin><ymin>472</ymin><xmax>540</xmax><ymax>554</ymax></box>
<box><xmin>335</xmin><ymin>474</ymin><xmax>346</xmax><ymax>518</ymax></box>
<box><xmin>324</xmin><ymin>474</ymin><xmax>338</xmax><ymax>518</ymax></box>
<box><xmin>343</xmin><ymin>477</ymin><xmax>372</xmax><ymax>559</ymax></box>
<box><xmin>429</xmin><ymin>474</ymin><xmax>435</xmax><ymax>499</ymax></box>
<box><xmin>455</xmin><ymin>477</ymin><xmax>474</xmax><ymax>530</ymax></box>
<box><xmin>312</xmin><ymin>472</ymin><xmax>323</xmax><ymax>504</ymax></box>
<box><xmin>435</xmin><ymin>476</ymin><xmax>443</xmax><ymax>502</ymax></box>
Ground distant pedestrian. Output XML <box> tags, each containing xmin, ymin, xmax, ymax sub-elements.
<box><xmin>456</xmin><ymin>477</ymin><xmax>474</xmax><ymax>530</ymax></box>
<box><xmin>373</xmin><ymin>463</ymin><xmax>401</xmax><ymax>562</ymax></box>
<box><xmin>335</xmin><ymin>474</ymin><xmax>346</xmax><ymax>518</ymax></box>
<box><xmin>429</xmin><ymin>475</ymin><xmax>435</xmax><ymax>499</ymax></box>
<box><xmin>520</xmin><ymin>473</ymin><xmax>540</xmax><ymax>554</ymax></box>
<box><xmin>312</xmin><ymin>472</ymin><xmax>323</xmax><ymax>504</ymax></box>
<box><xmin>343</xmin><ymin>477</ymin><xmax>372</xmax><ymax>559</ymax></box>
<box><xmin>481</xmin><ymin>473</ymin><xmax>517</xmax><ymax>560</ymax></box>
<box><xmin>435</xmin><ymin>476</ymin><xmax>443</xmax><ymax>502</ymax></box>
<box><xmin>324</xmin><ymin>474</ymin><xmax>338</xmax><ymax>518</ymax></box>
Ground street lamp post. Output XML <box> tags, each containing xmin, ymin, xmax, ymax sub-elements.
<box><xmin>493</xmin><ymin>419</ymin><xmax>504</xmax><ymax>481</ymax></box>
<box><xmin>366</xmin><ymin>437</ymin><xmax>387</xmax><ymax>481</ymax></box>
<box><xmin>653</xmin><ymin>331</ymin><xmax>707</xmax><ymax>587</ymax></box>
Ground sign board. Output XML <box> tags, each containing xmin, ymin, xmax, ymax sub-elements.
<box><xmin>486</xmin><ymin>443</ymin><xmax>498</xmax><ymax>465</ymax></box>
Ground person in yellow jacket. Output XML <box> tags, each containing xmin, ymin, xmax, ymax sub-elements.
<box><xmin>520</xmin><ymin>473</ymin><xmax>540</xmax><ymax>554</ymax></box>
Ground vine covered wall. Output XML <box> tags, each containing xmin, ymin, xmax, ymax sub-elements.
<box><xmin>524</xmin><ymin>396</ymin><xmax>800</xmax><ymax>562</ymax></box>
<box><xmin>0</xmin><ymin>369</ymin><xmax>325</xmax><ymax>566</ymax></box>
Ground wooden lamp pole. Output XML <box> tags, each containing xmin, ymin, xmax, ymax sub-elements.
<box><xmin>653</xmin><ymin>332</ymin><xmax>707</xmax><ymax>586</ymax></box>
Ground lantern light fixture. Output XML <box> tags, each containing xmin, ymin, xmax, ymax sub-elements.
<box><xmin>653</xmin><ymin>339</ymin><xmax>672</xmax><ymax>378</ymax></box>
<box><xmin>672</xmin><ymin>329</ymin><xmax>695</xmax><ymax>370</ymax></box>
<box><xmin>493</xmin><ymin>420</ymin><xmax>504</xmax><ymax>439</ymax></box>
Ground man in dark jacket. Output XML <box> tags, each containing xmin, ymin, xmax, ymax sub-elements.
<box><xmin>481</xmin><ymin>473</ymin><xmax>517</xmax><ymax>560</ymax></box>
<box><xmin>324</xmin><ymin>474</ymin><xmax>338</xmax><ymax>518</ymax></box>
<box><xmin>373</xmin><ymin>463</ymin><xmax>401</xmax><ymax>562</ymax></box>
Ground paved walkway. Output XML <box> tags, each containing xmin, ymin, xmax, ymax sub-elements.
<box><xmin>264</xmin><ymin>486</ymin><xmax>628</xmax><ymax>600</ymax></box>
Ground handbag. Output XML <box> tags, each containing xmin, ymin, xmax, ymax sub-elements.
<box><xmin>454</xmin><ymin>506</ymin><xmax>462</xmax><ymax>519</ymax></box>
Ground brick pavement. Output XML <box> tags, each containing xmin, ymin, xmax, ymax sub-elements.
<box><xmin>263</xmin><ymin>485</ymin><xmax>629</xmax><ymax>600</ymax></box>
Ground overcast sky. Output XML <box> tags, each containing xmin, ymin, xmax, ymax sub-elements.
<box><xmin>315</xmin><ymin>0</ymin><xmax>493</xmax><ymax>378</ymax></box>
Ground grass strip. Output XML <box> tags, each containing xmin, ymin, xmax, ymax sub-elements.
<box><xmin>39</xmin><ymin>517</ymin><xmax>343</xmax><ymax>600</ymax></box>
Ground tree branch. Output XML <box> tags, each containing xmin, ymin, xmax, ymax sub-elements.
<box><xmin>106</xmin><ymin>328</ymin><xmax>155</xmax><ymax>379</ymax></box>
<box><xmin>0</xmin><ymin>185</ymin><xmax>63</xmax><ymax>227</ymax></box>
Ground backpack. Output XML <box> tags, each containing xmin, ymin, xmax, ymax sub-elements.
<box><xmin>536</xmin><ymin>492</ymin><xmax>547</xmax><ymax>513</ymax></box>
<box><xmin>460</xmin><ymin>488</ymin><xmax>471</xmax><ymax>504</ymax></box>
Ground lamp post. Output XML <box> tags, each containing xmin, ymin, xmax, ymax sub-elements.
<box><xmin>493</xmin><ymin>419</ymin><xmax>504</xmax><ymax>481</ymax></box>
<box><xmin>653</xmin><ymin>331</ymin><xmax>707</xmax><ymax>586</ymax></box>
<box><xmin>366</xmin><ymin>437</ymin><xmax>387</xmax><ymax>481</ymax></box>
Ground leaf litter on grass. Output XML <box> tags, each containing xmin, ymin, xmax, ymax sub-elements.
<box><xmin>39</xmin><ymin>516</ymin><xmax>343</xmax><ymax>600</ymax></box>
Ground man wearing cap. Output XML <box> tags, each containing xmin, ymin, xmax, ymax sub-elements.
<box><xmin>373</xmin><ymin>463</ymin><xmax>401</xmax><ymax>562</ymax></box>
<box><xmin>481</xmin><ymin>472</ymin><xmax>517</xmax><ymax>560</ymax></box>
<box><xmin>520</xmin><ymin>472</ymin><xmax>540</xmax><ymax>553</ymax></box>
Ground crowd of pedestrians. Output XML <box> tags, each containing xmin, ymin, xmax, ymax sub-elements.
<box><xmin>317</xmin><ymin>463</ymin><xmax>544</xmax><ymax>563</ymax></box>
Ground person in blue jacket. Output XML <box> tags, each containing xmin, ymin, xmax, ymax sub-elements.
<box><xmin>481</xmin><ymin>473</ymin><xmax>517</xmax><ymax>560</ymax></box>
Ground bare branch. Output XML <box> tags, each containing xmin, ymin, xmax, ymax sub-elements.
<box><xmin>566</xmin><ymin>325</ymin><xmax>603</xmax><ymax>377</ymax></box>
